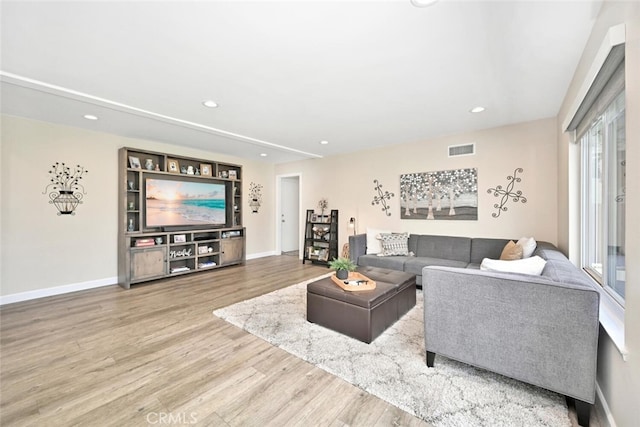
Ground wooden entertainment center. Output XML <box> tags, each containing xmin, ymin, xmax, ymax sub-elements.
<box><xmin>117</xmin><ymin>147</ymin><xmax>245</xmax><ymax>289</ymax></box>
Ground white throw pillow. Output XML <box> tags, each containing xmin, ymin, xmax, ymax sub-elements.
<box><xmin>517</xmin><ymin>236</ymin><xmax>537</xmax><ymax>258</ymax></box>
<box><xmin>366</xmin><ymin>228</ymin><xmax>391</xmax><ymax>255</ymax></box>
<box><xmin>480</xmin><ymin>256</ymin><xmax>547</xmax><ymax>276</ymax></box>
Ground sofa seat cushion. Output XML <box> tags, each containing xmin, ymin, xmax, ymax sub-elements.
<box><xmin>358</xmin><ymin>254</ymin><xmax>409</xmax><ymax>271</ymax></box>
<box><xmin>404</xmin><ymin>257</ymin><xmax>468</xmax><ymax>275</ymax></box>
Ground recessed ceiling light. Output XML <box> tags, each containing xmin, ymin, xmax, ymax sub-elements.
<box><xmin>83</xmin><ymin>114</ymin><xmax>98</xmax><ymax>120</ymax></box>
<box><xmin>320</xmin><ymin>140</ymin><xmax>329</xmax><ymax>145</ymax></box>
<box><xmin>470</xmin><ymin>106</ymin><xmax>486</xmax><ymax>113</ymax></box>
<box><xmin>410</xmin><ymin>0</ymin><xmax>439</xmax><ymax>7</ymax></box>
<box><xmin>260</xmin><ymin>153</ymin><xmax>267</xmax><ymax>157</ymax></box>
<box><xmin>202</xmin><ymin>100</ymin><xmax>218</xmax><ymax>108</ymax></box>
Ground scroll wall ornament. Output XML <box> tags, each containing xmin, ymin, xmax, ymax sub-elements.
<box><xmin>372</xmin><ymin>179</ymin><xmax>395</xmax><ymax>216</ymax></box>
<box><xmin>43</xmin><ymin>162</ymin><xmax>88</xmax><ymax>215</ymax></box>
<box><xmin>487</xmin><ymin>168</ymin><xmax>527</xmax><ymax>218</ymax></box>
<box><xmin>248</xmin><ymin>182</ymin><xmax>263</xmax><ymax>213</ymax></box>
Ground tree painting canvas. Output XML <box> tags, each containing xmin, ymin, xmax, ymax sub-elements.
<box><xmin>400</xmin><ymin>168</ymin><xmax>478</xmax><ymax>220</ymax></box>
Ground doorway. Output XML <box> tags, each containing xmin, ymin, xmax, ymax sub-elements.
<box><xmin>277</xmin><ymin>174</ymin><xmax>301</xmax><ymax>257</ymax></box>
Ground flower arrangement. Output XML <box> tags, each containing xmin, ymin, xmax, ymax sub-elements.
<box><xmin>249</xmin><ymin>182</ymin><xmax>263</xmax><ymax>203</ymax></box>
<box><xmin>44</xmin><ymin>162</ymin><xmax>88</xmax><ymax>193</ymax></box>
<box><xmin>317</xmin><ymin>198</ymin><xmax>328</xmax><ymax>215</ymax></box>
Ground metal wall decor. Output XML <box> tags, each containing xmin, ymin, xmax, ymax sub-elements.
<box><xmin>372</xmin><ymin>179</ymin><xmax>395</xmax><ymax>216</ymax></box>
<box><xmin>248</xmin><ymin>182</ymin><xmax>263</xmax><ymax>213</ymax></box>
<box><xmin>43</xmin><ymin>162</ymin><xmax>88</xmax><ymax>215</ymax></box>
<box><xmin>487</xmin><ymin>168</ymin><xmax>527</xmax><ymax>218</ymax></box>
<box><xmin>317</xmin><ymin>198</ymin><xmax>328</xmax><ymax>217</ymax></box>
<box><xmin>400</xmin><ymin>168</ymin><xmax>478</xmax><ymax>220</ymax></box>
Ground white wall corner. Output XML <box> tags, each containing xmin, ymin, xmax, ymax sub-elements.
<box><xmin>596</xmin><ymin>381</ymin><xmax>618</xmax><ymax>427</ymax></box>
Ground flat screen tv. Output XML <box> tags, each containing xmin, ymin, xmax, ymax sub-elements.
<box><xmin>145</xmin><ymin>177</ymin><xmax>226</xmax><ymax>229</ymax></box>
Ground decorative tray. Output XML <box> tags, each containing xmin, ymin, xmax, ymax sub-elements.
<box><xmin>331</xmin><ymin>272</ymin><xmax>376</xmax><ymax>292</ymax></box>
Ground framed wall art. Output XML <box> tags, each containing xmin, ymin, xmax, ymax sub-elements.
<box><xmin>400</xmin><ymin>168</ymin><xmax>478</xmax><ymax>220</ymax></box>
<box><xmin>167</xmin><ymin>159</ymin><xmax>180</xmax><ymax>174</ymax></box>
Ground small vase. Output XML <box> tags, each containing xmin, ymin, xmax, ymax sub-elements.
<box><xmin>145</xmin><ymin>159</ymin><xmax>154</xmax><ymax>170</ymax></box>
<box><xmin>336</xmin><ymin>269</ymin><xmax>349</xmax><ymax>280</ymax></box>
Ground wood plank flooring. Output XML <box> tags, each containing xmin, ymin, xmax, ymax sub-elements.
<box><xmin>0</xmin><ymin>256</ymin><xmax>430</xmax><ymax>427</ymax></box>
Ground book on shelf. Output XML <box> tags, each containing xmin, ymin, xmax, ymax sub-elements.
<box><xmin>198</xmin><ymin>261</ymin><xmax>217</xmax><ymax>268</ymax></box>
<box><xmin>170</xmin><ymin>266</ymin><xmax>191</xmax><ymax>273</ymax></box>
<box><xmin>134</xmin><ymin>238</ymin><xmax>156</xmax><ymax>247</ymax></box>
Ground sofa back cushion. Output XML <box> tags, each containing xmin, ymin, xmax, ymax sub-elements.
<box><xmin>470</xmin><ymin>238</ymin><xmax>512</xmax><ymax>264</ymax></box>
<box><xmin>413</xmin><ymin>235</ymin><xmax>471</xmax><ymax>263</ymax></box>
<box><xmin>535</xmin><ymin>242</ymin><xmax>594</xmax><ymax>288</ymax></box>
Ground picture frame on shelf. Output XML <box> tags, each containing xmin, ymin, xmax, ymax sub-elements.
<box><xmin>200</xmin><ymin>163</ymin><xmax>212</xmax><ymax>177</ymax></box>
<box><xmin>167</xmin><ymin>159</ymin><xmax>180</xmax><ymax>174</ymax></box>
<box><xmin>311</xmin><ymin>213</ymin><xmax>318</xmax><ymax>222</ymax></box>
<box><xmin>128</xmin><ymin>156</ymin><xmax>141</xmax><ymax>169</ymax></box>
<box><xmin>173</xmin><ymin>234</ymin><xmax>186</xmax><ymax>243</ymax></box>
<box><xmin>198</xmin><ymin>246</ymin><xmax>209</xmax><ymax>255</ymax></box>
<box><xmin>228</xmin><ymin>170</ymin><xmax>237</xmax><ymax>180</ymax></box>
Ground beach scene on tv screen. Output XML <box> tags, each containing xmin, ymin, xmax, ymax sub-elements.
<box><xmin>146</xmin><ymin>179</ymin><xmax>225</xmax><ymax>227</ymax></box>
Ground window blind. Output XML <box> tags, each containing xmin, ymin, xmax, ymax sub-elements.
<box><xmin>566</xmin><ymin>44</ymin><xmax>625</xmax><ymax>140</ymax></box>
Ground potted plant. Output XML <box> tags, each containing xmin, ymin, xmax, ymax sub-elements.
<box><xmin>329</xmin><ymin>257</ymin><xmax>357</xmax><ymax>280</ymax></box>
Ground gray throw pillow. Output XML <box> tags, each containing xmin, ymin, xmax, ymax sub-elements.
<box><xmin>378</xmin><ymin>232</ymin><xmax>409</xmax><ymax>256</ymax></box>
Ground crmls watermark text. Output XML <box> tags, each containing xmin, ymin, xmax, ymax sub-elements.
<box><xmin>146</xmin><ymin>412</ymin><xmax>198</xmax><ymax>425</ymax></box>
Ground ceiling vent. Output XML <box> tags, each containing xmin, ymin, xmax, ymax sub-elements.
<box><xmin>448</xmin><ymin>143</ymin><xmax>475</xmax><ymax>157</ymax></box>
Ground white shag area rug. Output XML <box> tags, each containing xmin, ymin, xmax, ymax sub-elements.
<box><xmin>213</xmin><ymin>274</ymin><xmax>571</xmax><ymax>427</ymax></box>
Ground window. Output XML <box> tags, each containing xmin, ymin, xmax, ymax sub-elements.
<box><xmin>580</xmin><ymin>85</ymin><xmax>625</xmax><ymax>304</ymax></box>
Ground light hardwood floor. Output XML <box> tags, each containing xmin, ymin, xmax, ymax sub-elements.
<box><xmin>1</xmin><ymin>256</ymin><xmax>430</xmax><ymax>427</ymax></box>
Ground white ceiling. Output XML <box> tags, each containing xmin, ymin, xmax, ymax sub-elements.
<box><xmin>1</xmin><ymin>0</ymin><xmax>601</xmax><ymax>164</ymax></box>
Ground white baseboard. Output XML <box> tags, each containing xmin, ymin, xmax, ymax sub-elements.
<box><xmin>595</xmin><ymin>381</ymin><xmax>617</xmax><ymax>427</ymax></box>
<box><xmin>1</xmin><ymin>251</ymin><xmax>287</xmax><ymax>305</ymax></box>
<box><xmin>0</xmin><ymin>277</ymin><xmax>118</xmax><ymax>306</ymax></box>
<box><xmin>246</xmin><ymin>251</ymin><xmax>277</xmax><ymax>260</ymax></box>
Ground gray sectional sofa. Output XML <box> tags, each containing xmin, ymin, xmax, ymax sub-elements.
<box><xmin>348</xmin><ymin>233</ymin><xmax>600</xmax><ymax>427</ymax></box>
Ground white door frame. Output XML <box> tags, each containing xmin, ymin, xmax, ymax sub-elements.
<box><xmin>275</xmin><ymin>173</ymin><xmax>302</xmax><ymax>257</ymax></box>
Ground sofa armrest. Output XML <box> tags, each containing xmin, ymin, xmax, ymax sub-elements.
<box><xmin>349</xmin><ymin>233</ymin><xmax>367</xmax><ymax>264</ymax></box>
<box><xmin>423</xmin><ymin>266</ymin><xmax>599</xmax><ymax>404</ymax></box>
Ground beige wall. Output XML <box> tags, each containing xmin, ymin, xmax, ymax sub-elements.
<box><xmin>556</xmin><ymin>1</ymin><xmax>640</xmax><ymax>426</ymax></box>
<box><xmin>0</xmin><ymin>115</ymin><xmax>275</xmax><ymax>297</ymax></box>
<box><xmin>276</xmin><ymin>117</ymin><xmax>559</xmax><ymax>252</ymax></box>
